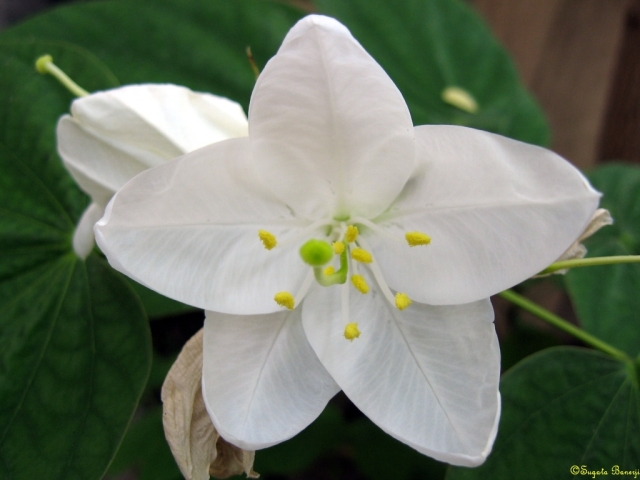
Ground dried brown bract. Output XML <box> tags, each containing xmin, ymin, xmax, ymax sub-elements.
<box><xmin>162</xmin><ymin>329</ymin><xmax>259</xmax><ymax>480</ymax></box>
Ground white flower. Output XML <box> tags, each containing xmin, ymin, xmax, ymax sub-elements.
<box><xmin>57</xmin><ymin>84</ymin><xmax>248</xmax><ymax>258</ymax></box>
<box><xmin>94</xmin><ymin>15</ymin><xmax>600</xmax><ymax>466</ymax></box>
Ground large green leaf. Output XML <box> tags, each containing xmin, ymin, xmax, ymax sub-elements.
<box><xmin>316</xmin><ymin>0</ymin><xmax>549</xmax><ymax>145</ymax></box>
<box><xmin>446</xmin><ymin>348</ymin><xmax>640</xmax><ymax>480</ymax></box>
<box><xmin>0</xmin><ymin>41</ymin><xmax>151</xmax><ymax>479</ymax></box>
<box><xmin>2</xmin><ymin>0</ymin><xmax>548</xmax><ymax>145</ymax></box>
<box><xmin>565</xmin><ymin>164</ymin><xmax>640</xmax><ymax>357</ymax></box>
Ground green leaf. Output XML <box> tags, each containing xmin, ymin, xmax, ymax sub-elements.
<box><xmin>0</xmin><ymin>42</ymin><xmax>151</xmax><ymax>479</ymax></box>
<box><xmin>446</xmin><ymin>347</ymin><xmax>640</xmax><ymax>480</ymax></box>
<box><xmin>2</xmin><ymin>0</ymin><xmax>305</xmax><ymax>112</ymax></box>
<box><xmin>565</xmin><ymin>163</ymin><xmax>640</xmax><ymax>356</ymax></box>
<box><xmin>316</xmin><ymin>0</ymin><xmax>550</xmax><ymax>145</ymax></box>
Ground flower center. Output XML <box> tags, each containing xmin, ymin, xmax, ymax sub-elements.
<box><xmin>259</xmin><ymin>219</ymin><xmax>430</xmax><ymax>340</ymax></box>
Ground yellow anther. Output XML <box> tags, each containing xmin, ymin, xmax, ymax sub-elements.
<box><xmin>274</xmin><ymin>291</ymin><xmax>295</xmax><ymax>310</ymax></box>
<box><xmin>345</xmin><ymin>225</ymin><xmax>359</xmax><ymax>243</ymax></box>
<box><xmin>405</xmin><ymin>231</ymin><xmax>431</xmax><ymax>247</ymax></box>
<box><xmin>344</xmin><ymin>323</ymin><xmax>361</xmax><ymax>341</ymax></box>
<box><xmin>258</xmin><ymin>230</ymin><xmax>277</xmax><ymax>250</ymax></box>
<box><xmin>332</xmin><ymin>241</ymin><xmax>345</xmax><ymax>254</ymax></box>
<box><xmin>351</xmin><ymin>248</ymin><xmax>372</xmax><ymax>264</ymax></box>
<box><xmin>324</xmin><ymin>265</ymin><xmax>335</xmax><ymax>276</ymax></box>
<box><xmin>395</xmin><ymin>293</ymin><xmax>412</xmax><ymax>311</ymax></box>
<box><xmin>441</xmin><ymin>86</ymin><xmax>479</xmax><ymax>114</ymax></box>
<box><xmin>351</xmin><ymin>275</ymin><xmax>369</xmax><ymax>294</ymax></box>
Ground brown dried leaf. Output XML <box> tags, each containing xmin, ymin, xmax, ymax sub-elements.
<box><xmin>210</xmin><ymin>438</ymin><xmax>259</xmax><ymax>479</ymax></box>
<box><xmin>161</xmin><ymin>329</ymin><xmax>258</xmax><ymax>479</ymax></box>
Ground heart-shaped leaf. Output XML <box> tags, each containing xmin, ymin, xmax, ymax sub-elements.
<box><xmin>0</xmin><ymin>40</ymin><xmax>151</xmax><ymax>479</ymax></box>
<box><xmin>446</xmin><ymin>347</ymin><xmax>640</xmax><ymax>480</ymax></box>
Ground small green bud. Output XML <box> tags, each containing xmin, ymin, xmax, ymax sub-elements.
<box><xmin>300</xmin><ymin>239</ymin><xmax>333</xmax><ymax>266</ymax></box>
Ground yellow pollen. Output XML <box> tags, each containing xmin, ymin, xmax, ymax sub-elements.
<box><xmin>274</xmin><ymin>291</ymin><xmax>294</xmax><ymax>310</ymax></box>
<box><xmin>258</xmin><ymin>230</ymin><xmax>277</xmax><ymax>250</ymax></box>
<box><xmin>395</xmin><ymin>293</ymin><xmax>412</xmax><ymax>310</ymax></box>
<box><xmin>345</xmin><ymin>225</ymin><xmax>359</xmax><ymax>243</ymax></box>
<box><xmin>405</xmin><ymin>231</ymin><xmax>431</xmax><ymax>247</ymax></box>
<box><xmin>351</xmin><ymin>248</ymin><xmax>372</xmax><ymax>264</ymax></box>
<box><xmin>324</xmin><ymin>265</ymin><xmax>335</xmax><ymax>275</ymax></box>
<box><xmin>332</xmin><ymin>241</ymin><xmax>345</xmax><ymax>254</ymax></box>
<box><xmin>351</xmin><ymin>275</ymin><xmax>369</xmax><ymax>294</ymax></box>
<box><xmin>344</xmin><ymin>323</ymin><xmax>361</xmax><ymax>341</ymax></box>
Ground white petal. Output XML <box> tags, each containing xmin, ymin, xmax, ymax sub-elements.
<box><xmin>368</xmin><ymin>125</ymin><xmax>601</xmax><ymax>305</ymax></box>
<box><xmin>95</xmin><ymin>138</ymin><xmax>312</xmax><ymax>314</ymax></box>
<box><xmin>202</xmin><ymin>307</ymin><xmax>340</xmax><ymax>450</ymax></box>
<box><xmin>57</xmin><ymin>84</ymin><xmax>247</xmax><ymax>204</ymax></box>
<box><xmin>249</xmin><ymin>15</ymin><xmax>415</xmax><ymax>219</ymax></box>
<box><xmin>302</xmin><ymin>280</ymin><xmax>500</xmax><ymax>466</ymax></box>
<box><xmin>72</xmin><ymin>202</ymin><xmax>104</xmax><ymax>260</ymax></box>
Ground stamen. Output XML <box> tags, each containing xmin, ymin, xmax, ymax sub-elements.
<box><xmin>395</xmin><ymin>293</ymin><xmax>412</xmax><ymax>310</ymax></box>
<box><xmin>351</xmin><ymin>248</ymin><xmax>372</xmax><ymax>264</ymax></box>
<box><xmin>345</xmin><ymin>225</ymin><xmax>358</xmax><ymax>243</ymax></box>
<box><xmin>245</xmin><ymin>46</ymin><xmax>260</xmax><ymax>79</ymax></box>
<box><xmin>355</xmin><ymin>236</ymin><xmax>397</xmax><ymax>307</ymax></box>
<box><xmin>272</xmin><ymin>218</ymin><xmax>332</xmax><ymax>250</ymax></box>
<box><xmin>258</xmin><ymin>230</ymin><xmax>277</xmax><ymax>250</ymax></box>
<box><xmin>324</xmin><ymin>265</ymin><xmax>335</xmax><ymax>275</ymax></box>
<box><xmin>405</xmin><ymin>231</ymin><xmax>431</xmax><ymax>247</ymax></box>
<box><xmin>351</xmin><ymin>216</ymin><xmax>406</xmax><ymax>244</ymax></box>
<box><xmin>332</xmin><ymin>241</ymin><xmax>345</xmax><ymax>255</ymax></box>
<box><xmin>35</xmin><ymin>54</ymin><xmax>90</xmax><ymax>97</ymax></box>
<box><xmin>344</xmin><ymin>323</ymin><xmax>361</xmax><ymax>341</ymax></box>
<box><xmin>351</xmin><ymin>275</ymin><xmax>369</xmax><ymax>294</ymax></box>
<box><xmin>274</xmin><ymin>291</ymin><xmax>295</xmax><ymax>310</ymax></box>
<box><xmin>293</xmin><ymin>270</ymin><xmax>315</xmax><ymax>305</ymax></box>
<box><xmin>441</xmin><ymin>86</ymin><xmax>479</xmax><ymax>114</ymax></box>
<box><xmin>342</xmin><ymin>282</ymin><xmax>350</xmax><ymax>336</ymax></box>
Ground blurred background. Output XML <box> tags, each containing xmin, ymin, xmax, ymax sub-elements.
<box><xmin>1</xmin><ymin>0</ymin><xmax>638</xmax><ymax>479</ymax></box>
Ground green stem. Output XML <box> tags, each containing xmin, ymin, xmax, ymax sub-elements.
<box><xmin>539</xmin><ymin>255</ymin><xmax>640</xmax><ymax>275</ymax></box>
<box><xmin>35</xmin><ymin>55</ymin><xmax>89</xmax><ymax>97</ymax></box>
<box><xmin>499</xmin><ymin>289</ymin><xmax>631</xmax><ymax>364</ymax></box>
